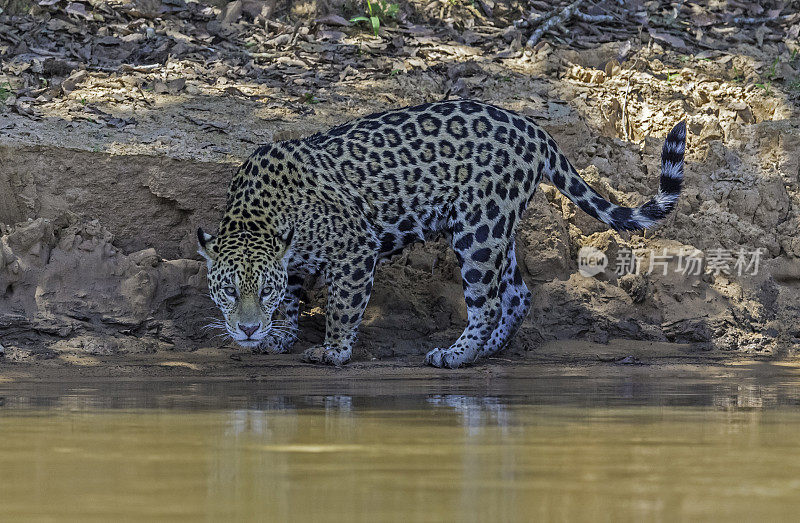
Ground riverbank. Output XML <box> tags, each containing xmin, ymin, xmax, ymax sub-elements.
<box><xmin>2</xmin><ymin>339</ymin><xmax>799</xmax><ymax>384</ymax></box>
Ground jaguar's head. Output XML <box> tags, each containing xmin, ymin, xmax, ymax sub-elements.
<box><xmin>197</xmin><ymin>227</ymin><xmax>292</xmax><ymax>347</ymax></box>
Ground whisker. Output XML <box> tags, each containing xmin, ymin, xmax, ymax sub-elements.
<box><xmin>269</xmin><ymin>324</ymin><xmax>297</xmax><ymax>332</ymax></box>
<box><xmin>269</xmin><ymin>330</ymin><xmax>299</xmax><ymax>341</ymax></box>
<box><xmin>270</xmin><ymin>328</ymin><xmax>298</xmax><ymax>336</ymax></box>
<box><xmin>270</xmin><ymin>321</ymin><xmax>297</xmax><ymax>329</ymax></box>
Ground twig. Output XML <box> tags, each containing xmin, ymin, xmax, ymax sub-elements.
<box><xmin>27</xmin><ymin>46</ymin><xmax>63</xmax><ymax>57</ymax></box>
<box><xmin>120</xmin><ymin>63</ymin><xmax>163</xmax><ymax>73</ymax></box>
<box><xmin>620</xmin><ymin>58</ymin><xmax>638</xmax><ymax>141</ymax></box>
<box><xmin>514</xmin><ymin>6</ymin><xmax>560</xmax><ymax>29</ymax></box>
<box><xmin>575</xmin><ymin>12</ymin><xmax>614</xmax><ymax>23</ymax></box>
<box><xmin>586</xmin><ymin>0</ymin><xmax>626</xmax><ymax>21</ymax></box>
<box><xmin>246</xmin><ymin>52</ymin><xmax>278</xmax><ymax>59</ymax></box>
<box><xmin>526</xmin><ymin>0</ymin><xmax>585</xmax><ymax>47</ymax></box>
<box><xmin>621</xmin><ymin>75</ymin><xmax>632</xmax><ymax>141</ymax></box>
<box><xmin>730</xmin><ymin>14</ymin><xmax>793</xmax><ymax>24</ymax></box>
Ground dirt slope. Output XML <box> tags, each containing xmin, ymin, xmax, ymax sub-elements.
<box><xmin>1</xmin><ymin>1</ymin><xmax>799</xmax><ymax>370</ymax></box>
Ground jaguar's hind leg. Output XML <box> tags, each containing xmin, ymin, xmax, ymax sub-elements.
<box><xmin>478</xmin><ymin>240</ymin><xmax>531</xmax><ymax>359</ymax></box>
<box><xmin>425</xmin><ymin>222</ymin><xmax>508</xmax><ymax>369</ymax></box>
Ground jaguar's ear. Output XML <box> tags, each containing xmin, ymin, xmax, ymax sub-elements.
<box><xmin>197</xmin><ymin>227</ymin><xmax>218</xmax><ymax>264</ymax></box>
<box><xmin>276</xmin><ymin>228</ymin><xmax>294</xmax><ymax>258</ymax></box>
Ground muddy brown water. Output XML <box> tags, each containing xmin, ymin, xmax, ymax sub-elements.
<box><xmin>2</xmin><ymin>374</ymin><xmax>800</xmax><ymax>522</ymax></box>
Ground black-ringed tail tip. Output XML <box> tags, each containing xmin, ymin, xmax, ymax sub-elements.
<box><xmin>549</xmin><ymin>121</ymin><xmax>686</xmax><ymax>232</ymax></box>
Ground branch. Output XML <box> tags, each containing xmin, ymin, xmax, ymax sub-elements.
<box><xmin>514</xmin><ymin>7</ymin><xmax>560</xmax><ymax>29</ymax></box>
<box><xmin>575</xmin><ymin>12</ymin><xmax>614</xmax><ymax>23</ymax></box>
<box><xmin>526</xmin><ymin>0</ymin><xmax>585</xmax><ymax>47</ymax></box>
<box><xmin>729</xmin><ymin>14</ymin><xmax>793</xmax><ymax>24</ymax></box>
<box><xmin>520</xmin><ymin>0</ymin><xmax>622</xmax><ymax>47</ymax></box>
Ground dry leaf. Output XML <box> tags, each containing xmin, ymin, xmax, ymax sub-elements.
<box><xmin>316</xmin><ymin>14</ymin><xmax>351</xmax><ymax>27</ymax></box>
<box><xmin>65</xmin><ymin>2</ymin><xmax>90</xmax><ymax>18</ymax></box>
<box><xmin>220</xmin><ymin>0</ymin><xmax>243</xmax><ymax>24</ymax></box>
<box><xmin>647</xmin><ymin>29</ymin><xmax>687</xmax><ymax>50</ymax></box>
<box><xmin>61</xmin><ymin>69</ymin><xmax>88</xmax><ymax>93</ymax></box>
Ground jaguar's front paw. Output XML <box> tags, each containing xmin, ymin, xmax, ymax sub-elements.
<box><xmin>301</xmin><ymin>345</ymin><xmax>351</xmax><ymax>366</ymax></box>
<box><xmin>254</xmin><ymin>333</ymin><xmax>296</xmax><ymax>354</ymax></box>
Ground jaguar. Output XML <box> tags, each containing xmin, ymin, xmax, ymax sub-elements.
<box><xmin>197</xmin><ymin>99</ymin><xmax>686</xmax><ymax>368</ymax></box>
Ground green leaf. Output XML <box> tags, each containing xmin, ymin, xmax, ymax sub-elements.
<box><xmin>350</xmin><ymin>15</ymin><xmax>369</xmax><ymax>22</ymax></box>
<box><xmin>370</xmin><ymin>15</ymin><xmax>380</xmax><ymax>36</ymax></box>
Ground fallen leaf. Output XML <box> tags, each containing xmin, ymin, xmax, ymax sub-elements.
<box><xmin>220</xmin><ymin>0</ymin><xmax>243</xmax><ymax>24</ymax></box>
<box><xmin>242</xmin><ymin>0</ymin><xmax>274</xmax><ymax>18</ymax></box>
<box><xmin>96</xmin><ymin>36</ymin><xmax>122</xmax><ymax>45</ymax></box>
<box><xmin>65</xmin><ymin>2</ymin><xmax>90</xmax><ymax>18</ymax></box>
<box><xmin>648</xmin><ymin>29</ymin><xmax>687</xmax><ymax>50</ymax></box>
<box><xmin>693</xmin><ymin>12</ymin><xmax>717</xmax><ymax>26</ymax></box>
<box><xmin>755</xmin><ymin>24</ymin><xmax>768</xmax><ymax>47</ymax></box>
<box><xmin>617</xmin><ymin>40</ymin><xmax>632</xmax><ymax>62</ymax></box>
<box><xmin>265</xmin><ymin>34</ymin><xmax>291</xmax><ymax>47</ymax></box>
<box><xmin>61</xmin><ymin>69</ymin><xmax>88</xmax><ymax>93</ymax></box>
<box><xmin>316</xmin><ymin>14</ymin><xmax>351</xmax><ymax>27</ymax></box>
<box><xmin>317</xmin><ymin>30</ymin><xmax>345</xmax><ymax>42</ymax></box>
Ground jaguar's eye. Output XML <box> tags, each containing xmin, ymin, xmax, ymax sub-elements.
<box><xmin>223</xmin><ymin>286</ymin><xmax>238</xmax><ymax>298</ymax></box>
<box><xmin>260</xmin><ymin>288</ymin><xmax>271</xmax><ymax>300</ymax></box>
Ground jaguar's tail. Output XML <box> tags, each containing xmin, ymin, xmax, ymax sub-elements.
<box><xmin>546</xmin><ymin>121</ymin><xmax>685</xmax><ymax>232</ymax></box>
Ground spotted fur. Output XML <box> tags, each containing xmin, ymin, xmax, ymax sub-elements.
<box><xmin>198</xmin><ymin>100</ymin><xmax>686</xmax><ymax>368</ymax></box>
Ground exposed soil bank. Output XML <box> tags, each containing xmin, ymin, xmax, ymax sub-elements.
<box><xmin>1</xmin><ymin>3</ymin><xmax>799</xmax><ymax>372</ymax></box>
<box><xmin>2</xmin><ymin>339</ymin><xmax>799</xmax><ymax>384</ymax></box>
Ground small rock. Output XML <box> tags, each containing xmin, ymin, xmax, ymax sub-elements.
<box><xmin>619</xmin><ymin>273</ymin><xmax>647</xmax><ymax>303</ymax></box>
<box><xmin>167</xmin><ymin>78</ymin><xmax>186</xmax><ymax>94</ymax></box>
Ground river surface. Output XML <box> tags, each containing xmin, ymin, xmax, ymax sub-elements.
<box><xmin>2</xmin><ymin>373</ymin><xmax>800</xmax><ymax>521</ymax></box>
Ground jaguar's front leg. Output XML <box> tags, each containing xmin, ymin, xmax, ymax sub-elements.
<box><xmin>302</xmin><ymin>254</ymin><xmax>377</xmax><ymax>366</ymax></box>
<box><xmin>256</xmin><ymin>273</ymin><xmax>304</xmax><ymax>354</ymax></box>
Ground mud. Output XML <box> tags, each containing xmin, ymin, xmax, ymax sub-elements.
<box><xmin>1</xmin><ymin>35</ymin><xmax>799</xmax><ymax>372</ymax></box>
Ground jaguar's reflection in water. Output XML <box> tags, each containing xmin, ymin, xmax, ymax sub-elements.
<box><xmin>3</xmin><ymin>375</ymin><xmax>800</xmax><ymax>521</ymax></box>
<box><xmin>216</xmin><ymin>381</ymin><xmax>799</xmax><ymax>440</ymax></box>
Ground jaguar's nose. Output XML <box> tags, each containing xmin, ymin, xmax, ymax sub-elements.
<box><xmin>238</xmin><ymin>323</ymin><xmax>260</xmax><ymax>338</ymax></box>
